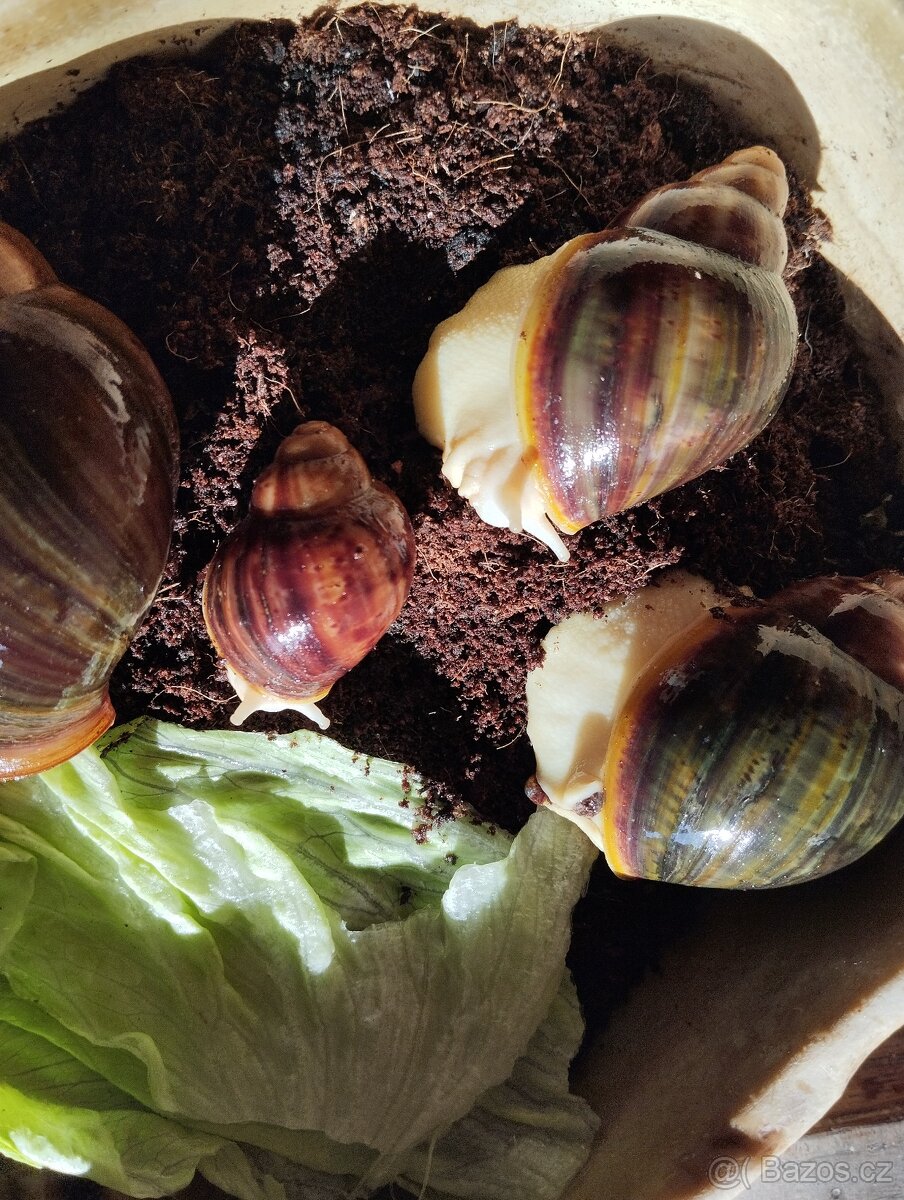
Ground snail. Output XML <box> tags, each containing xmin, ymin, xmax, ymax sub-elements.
<box><xmin>0</xmin><ymin>221</ymin><xmax>178</xmax><ymax>780</ymax></box>
<box><xmin>202</xmin><ymin>421</ymin><xmax>416</xmax><ymax>729</ymax></box>
<box><xmin>413</xmin><ymin>147</ymin><xmax>799</xmax><ymax>561</ymax></box>
<box><xmin>526</xmin><ymin>570</ymin><xmax>904</xmax><ymax>889</ymax></box>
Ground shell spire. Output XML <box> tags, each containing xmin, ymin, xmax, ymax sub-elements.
<box><xmin>617</xmin><ymin>145</ymin><xmax>791</xmax><ymax>271</ymax></box>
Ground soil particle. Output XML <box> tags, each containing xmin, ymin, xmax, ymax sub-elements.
<box><xmin>0</xmin><ymin>5</ymin><xmax>902</xmax><ymax>1163</ymax></box>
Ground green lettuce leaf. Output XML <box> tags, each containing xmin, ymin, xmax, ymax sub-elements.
<box><xmin>0</xmin><ymin>719</ymin><xmax>598</xmax><ymax>1199</ymax></box>
<box><xmin>397</xmin><ymin>977</ymin><xmax>599</xmax><ymax>1199</ymax></box>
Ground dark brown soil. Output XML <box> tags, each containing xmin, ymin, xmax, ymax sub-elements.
<box><xmin>0</xmin><ymin>7</ymin><xmax>902</xmax><ymax>1194</ymax></box>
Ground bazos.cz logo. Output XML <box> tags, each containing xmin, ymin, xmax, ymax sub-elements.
<box><xmin>707</xmin><ymin>1154</ymin><xmax>895</xmax><ymax>1190</ymax></box>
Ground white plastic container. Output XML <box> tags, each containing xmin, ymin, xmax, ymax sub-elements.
<box><xmin>0</xmin><ymin>3</ymin><xmax>902</xmax><ymax>1197</ymax></box>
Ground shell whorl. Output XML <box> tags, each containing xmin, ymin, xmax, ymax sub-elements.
<box><xmin>515</xmin><ymin>145</ymin><xmax>799</xmax><ymax>535</ymax></box>
<box><xmin>0</xmin><ymin>221</ymin><xmax>58</xmax><ymax>298</ymax></box>
<box><xmin>251</xmin><ymin>421</ymin><xmax>372</xmax><ymax>517</ymax></box>
<box><xmin>618</xmin><ymin>145</ymin><xmax>790</xmax><ymax>272</ymax></box>
<box><xmin>603</xmin><ymin>572</ymin><xmax>904</xmax><ymax>889</ymax></box>
<box><xmin>0</xmin><ymin>225</ymin><xmax>178</xmax><ymax>779</ymax></box>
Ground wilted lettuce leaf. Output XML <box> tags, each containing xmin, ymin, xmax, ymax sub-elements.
<box><xmin>0</xmin><ymin>719</ymin><xmax>598</xmax><ymax>1199</ymax></box>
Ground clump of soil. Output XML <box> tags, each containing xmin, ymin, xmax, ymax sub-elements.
<box><xmin>1</xmin><ymin>0</ymin><xmax>901</xmax><ymax>1093</ymax></box>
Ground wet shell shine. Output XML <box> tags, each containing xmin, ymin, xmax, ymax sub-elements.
<box><xmin>414</xmin><ymin>146</ymin><xmax>798</xmax><ymax>560</ymax></box>
<box><xmin>0</xmin><ymin>222</ymin><xmax>178</xmax><ymax>779</ymax></box>
<box><xmin>604</xmin><ymin>574</ymin><xmax>904</xmax><ymax>888</ymax></box>
<box><xmin>203</xmin><ymin>422</ymin><xmax>416</xmax><ymax>729</ymax></box>
<box><xmin>515</xmin><ymin>225</ymin><xmax>796</xmax><ymax>532</ymax></box>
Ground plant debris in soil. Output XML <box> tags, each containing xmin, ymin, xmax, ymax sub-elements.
<box><xmin>1</xmin><ymin>1</ymin><xmax>902</xmax><ymax>1134</ymax></box>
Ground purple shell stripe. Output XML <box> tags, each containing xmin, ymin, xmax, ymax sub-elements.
<box><xmin>604</xmin><ymin>582</ymin><xmax>904</xmax><ymax>889</ymax></box>
<box><xmin>518</xmin><ymin>227</ymin><xmax>797</xmax><ymax>531</ymax></box>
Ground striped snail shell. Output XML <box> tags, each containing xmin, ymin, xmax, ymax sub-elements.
<box><xmin>604</xmin><ymin>573</ymin><xmax>904</xmax><ymax>888</ymax></box>
<box><xmin>0</xmin><ymin>221</ymin><xmax>178</xmax><ymax>780</ymax></box>
<box><xmin>414</xmin><ymin>147</ymin><xmax>798</xmax><ymax>561</ymax></box>
<box><xmin>202</xmin><ymin>421</ymin><xmax>416</xmax><ymax>729</ymax></box>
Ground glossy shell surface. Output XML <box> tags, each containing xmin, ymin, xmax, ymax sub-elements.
<box><xmin>0</xmin><ymin>222</ymin><xmax>178</xmax><ymax>779</ymax></box>
<box><xmin>603</xmin><ymin>574</ymin><xmax>904</xmax><ymax>888</ymax></box>
<box><xmin>516</xmin><ymin>147</ymin><xmax>798</xmax><ymax>534</ymax></box>
<box><xmin>203</xmin><ymin>422</ymin><xmax>416</xmax><ymax>727</ymax></box>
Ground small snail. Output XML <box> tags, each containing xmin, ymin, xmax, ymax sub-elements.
<box><xmin>527</xmin><ymin>571</ymin><xmax>904</xmax><ymax>889</ymax></box>
<box><xmin>202</xmin><ymin>421</ymin><xmax>416</xmax><ymax>729</ymax></box>
<box><xmin>0</xmin><ymin>221</ymin><xmax>178</xmax><ymax>780</ymax></box>
<box><xmin>413</xmin><ymin>147</ymin><xmax>799</xmax><ymax>561</ymax></box>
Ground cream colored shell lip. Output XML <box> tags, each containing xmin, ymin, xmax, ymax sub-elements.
<box><xmin>1</xmin><ymin>2</ymin><xmax>903</xmax><ymax>1198</ymax></box>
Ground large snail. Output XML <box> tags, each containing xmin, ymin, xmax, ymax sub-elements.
<box><xmin>413</xmin><ymin>147</ymin><xmax>799</xmax><ymax>561</ymax></box>
<box><xmin>526</xmin><ymin>571</ymin><xmax>904</xmax><ymax>889</ymax></box>
<box><xmin>203</xmin><ymin>421</ymin><xmax>416</xmax><ymax>729</ymax></box>
<box><xmin>0</xmin><ymin>222</ymin><xmax>178</xmax><ymax>780</ymax></box>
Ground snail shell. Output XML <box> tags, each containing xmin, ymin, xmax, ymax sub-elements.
<box><xmin>202</xmin><ymin>421</ymin><xmax>416</xmax><ymax>729</ymax></box>
<box><xmin>0</xmin><ymin>222</ymin><xmax>178</xmax><ymax>780</ymax></box>
<box><xmin>414</xmin><ymin>147</ymin><xmax>798</xmax><ymax>560</ymax></box>
<box><xmin>527</xmin><ymin>572</ymin><xmax>904</xmax><ymax>889</ymax></box>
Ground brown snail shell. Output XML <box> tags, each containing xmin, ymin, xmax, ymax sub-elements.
<box><xmin>535</xmin><ymin>572</ymin><xmax>904</xmax><ymax>889</ymax></box>
<box><xmin>0</xmin><ymin>222</ymin><xmax>178</xmax><ymax>780</ymax></box>
<box><xmin>414</xmin><ymin>147</ymin><xmax>798</xmax><ymax>560</ymax></box>
<box><xmin>202</xmin><ymin>421</ymin><xmax>416</xmax><ymax>729</ymax></box>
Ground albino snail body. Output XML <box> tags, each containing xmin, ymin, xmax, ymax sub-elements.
<box><xmin>0</xmin><ymin>222</ymin><xmax>178</xmax><ymax>779</ymax></box>
<box><xmin>414</xmin><ymin>147</ymin><xmax>798</xmax><ymax>560</ymax></box>
<box><xmin>203</xmin><ymin>422</ymin><xmax>416</xmax><ymax>729</ymax></box>
<box><xmin>527</xmin><ymin>571</ymin><xmax>904</xmax><ymax>889</ymax></box>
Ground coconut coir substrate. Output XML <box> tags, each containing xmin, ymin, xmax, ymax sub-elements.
<box><xmin>1</xmin><ymin>2</ymin><xmax>902</xmax><ymax>1128</ymax></box>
